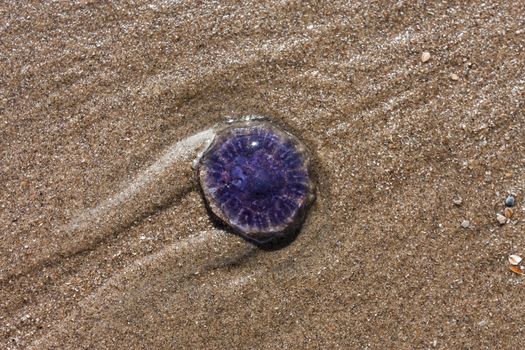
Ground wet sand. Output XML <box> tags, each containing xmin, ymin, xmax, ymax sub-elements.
<box><xmin>1</xmin><ymin>1</ymin><xmax>525</xmax><ymax>349</ymax></box>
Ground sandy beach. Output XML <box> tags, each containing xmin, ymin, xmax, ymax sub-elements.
<box><xmin>1</xmin><ymin>1</ymin><xmax>525</xmax><ymax>348</ymax></box>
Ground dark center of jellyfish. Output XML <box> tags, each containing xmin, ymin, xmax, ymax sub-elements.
<box><xmin>231</xmin><ymin>151</ymin><xmax>284</xmax><ymax>199</ymax></box>
<box><xmin>250</xmin><ymin>166</ymin><xmax>274</xmax><ymax>196</ymax></box>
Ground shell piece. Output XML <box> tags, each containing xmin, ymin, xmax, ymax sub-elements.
<box><xmin>197</xmin><ymin>119</ymin><xmax>315</xmax><ymax>246</ymax></box>
<box><xmin>421</xmin><ymin>51</ymin><xmax>431</xmax><ymax>63</ymax></box>
<box><xmin>509</xmin><ymin>265</ymin><xmax>524</xmax><ymax>275</ymax></box>
<box><xmin>508</xmin><ymin>254</ymin><xmax>522</xmax><ymax>266</ymax></box>
<box><xmin>496</xmin><ymin>213</ymin><xmax>507</xmax><ymax>225</ymax></box>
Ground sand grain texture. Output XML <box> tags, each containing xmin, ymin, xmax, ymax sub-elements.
<box><xmin>1</xmin><ymin>1</ymin><xmax>525</xmax><ymax>349</ymax></box>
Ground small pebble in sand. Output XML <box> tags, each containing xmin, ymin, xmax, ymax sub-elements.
<box><xmin>421</xmin><ymin>51</ymin><xmax>431</xmax><ymax>63</ymax></box>
<box><xmin>452</xmin><ymin>196</ymin><xmax>463</xmax><ymax>206</ymax></box>
<box><xmin>461</xmin><ymin>220</ymin><xmax>470</xmax><ymax>228</ymax></box>
<box><xmin>508</xmin><ymin>254</ymin><xmax>522</xmax><ymax>266</ymax></box>
<box><xmin>504</xmin><ymin>207</ymin><xmax>513</xmax><ymax>218</ymax></box>
<box><xmin>496</xmin><ymin>213</ymin><xmax>507</xmax><ymax>225</ymax></box>
<box><xmin>505</xmin><ymin>195</ymin><xmax>516</xmax><ymax>207</ymax></box>
<box><xmin>450</xmin><ymin>73</ymin><xmax>459</xmax><ymax>81</ymax></box>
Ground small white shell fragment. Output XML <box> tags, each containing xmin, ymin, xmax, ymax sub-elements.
<box><xmin>496</xmin><ymin>213</ymin><xmax>507</xmax><ymax>225</ymax></box>
<box><xmin>508</xmin><ymin>254</ymin><xmax>522</xmax><ymax>265</ymax></box>
<box><xmin>421</xmin><ymin>51</ymin><xmax>431</xmax><ymax>63</ymax></box>
<box><xmin>460</xmin><ymin>220</ymin><xmax>470</xmax><ymax>228</ymax></box>
<box><xmin>452</xmin><ymin>196</ymin><xmax>463</xmax><ymax>206</ymax></box>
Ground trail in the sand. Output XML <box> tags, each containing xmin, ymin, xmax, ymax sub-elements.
<box><xmin>1</xmin><ymin>128</ymin><xmax>216</xmax><ymax>282</ymax></box>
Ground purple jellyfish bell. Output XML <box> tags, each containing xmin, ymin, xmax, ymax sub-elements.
<box><xmin>197</xmin><ymin>118</ymin><xmax>316</xmax><ymax>247</ymax></box>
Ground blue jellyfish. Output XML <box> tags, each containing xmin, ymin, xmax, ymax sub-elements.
<box><xmin>197</xmin><ymin>118</ymin><xmax>315</xmax><ymax>247</ymax></box>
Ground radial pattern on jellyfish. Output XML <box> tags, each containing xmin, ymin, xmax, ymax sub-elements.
<box><xmin>198</xmin><ymin>119</ymin><xmax>315</xmax><ymax>245</ymax></box>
